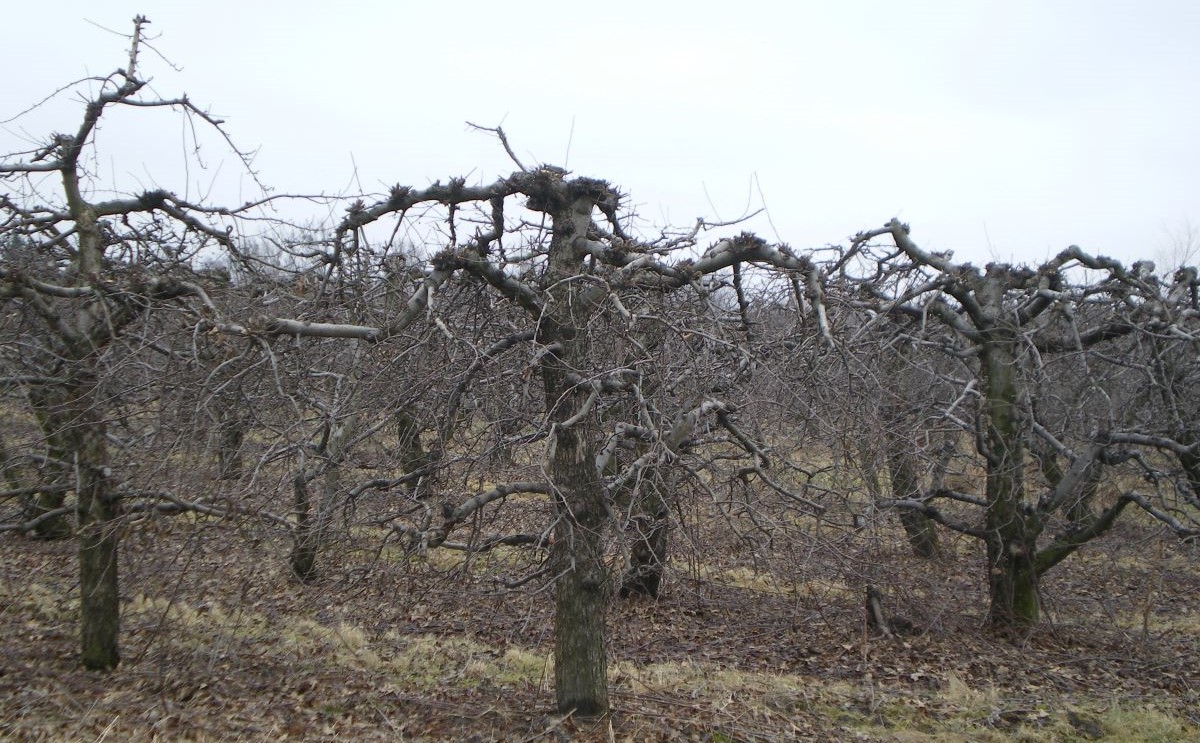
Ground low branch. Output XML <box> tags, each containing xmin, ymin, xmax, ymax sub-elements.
<box><xmin>0</xmin><ymin>483</ymin><xmax>72</xmax><ymax>500</ymax></box>
<box><xmin>717</xmin><ymin>411</ymin><xmax>769</xmax><ymax>469</ymax></box>
<box><xmin>444</xmin><ymin>481</ymin><xmax>551</xmax><ymax>524</ymax></box>
<box><xmin>261</xmin><ymin>318</ymin><xmax>384</xmax><ymax>342</ymax></box>
<box><xmin>496</xmin><ymin>564</ymin><xmax>554</xmax><ymax>589</ymax></box>
<box><xmin>125</xmin><ymin>491</ymin><xmax>293</xmax><ymax>529</ymax></box>
<box><xmin>881</xmin><ymin>498</ymin><xmax>987</xmax><ymax>538</ymax></box>
<box><xmin>1034</xmin><ymin>495</ymin><xmax>1133</xmax><ymax>574</ymax></box>
<box><xmin>1123</xmin><ymin>491</ymin><xmax>1200</xmax><ymax>539</ymax></box>
<box><xmin>927</xmin><ymin>487</ymin><xmax>989</xmax><ymax>508</ymax></box>
<box><xmin>741</xmin><ymin>467</ymin><xmax>827</xmax><ymax>515</ymax></box>
<box><xmin>403</xmin><ymin>482</ymin><xmax>553</xmax><ymax>550</ymax></box>
<box><xmin>349</xmin><ymin>463</ymin><xmax>441</xmax><ymax>503</ymax></box>
<box><xmin>442</xmin><ymin>532</ymin><xmax>551</xmax><ymax>552</ymax></box>
<box><xmin>0</xmin><ymin>505</ymin><xmax>74</xmax><ymax>533</ymax></box>
<box><xmin>1108</xmin><ymin>431</ymin><xmax>1198</xmax><ymax>457</ymax></box>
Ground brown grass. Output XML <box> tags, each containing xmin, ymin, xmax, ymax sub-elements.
<box><xmin>1</xmin><ymin>488</ymin><xmax>1198</xmax><ymax>741</ymax></box>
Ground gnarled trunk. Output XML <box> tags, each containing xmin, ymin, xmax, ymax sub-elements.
<box><xmin>395</xmin><ymin>407</ymin><xmax>432</xmax><ymax>498</ymax></box>
<box><xmin>25</xmin><ymin>388</ymin><xmax>74</xmax><ymax>540</ymax></box>
<box><xmin>72</xmin><ymin>392</ymin><xmax>120</xmax><ymax>670</ymax></box>
<box><xmin>28</xmin><ymin>378</ymin><xmax>120</xmax><ymax>667</ymax></box>
<box><xmin>289</xmin><ymin>472</ymin><xmax>319</xmax><ymax>580</ymax></box>
<box><xmin>541</xmin><ymin>328</ymin><xmax>609</xmax><ymax>714</ymax></box>
<box><xmin>980</xmin><ymin>327</ymin><xmax>1041</xmax><ymax>628</ymax></box>
<box><xmin>215</xmin><ymin>412</ymin><xmax>247</xmax><ymax>480</ymax></box>
<box><xmin>620</xmin><ymin>482</ymin><xmax>670</xmax><ymax>598</ymax></box>
<box><xmin>882</xmin><ymin>420</ymin><xmax>942</xmax><ymax>559</ymax></box>
<box><xmin>538</xmin><ymin>187</ymin><xmax>611</xmax><ymax>716</ymax></box>
<box><xmin>545</xmin><ymin>420</ymin><xmax>610</xmax><ymax>716</ymax></box>
<box><xmin>289</xmin><ymin>419</ymin><xmax>352</xmax><ymax>581</ymax></box>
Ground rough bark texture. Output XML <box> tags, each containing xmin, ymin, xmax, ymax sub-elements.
<box><xmin>395</xmin><ymin>407</ymin><xmax>432</xmax><ymax>498</ymax></box>
<box><xmin>609</xmin><ymin>302</ymin><xmax>673</xmax><ymax>599</ymax></box>
<box><xmin>72</xmin><ymin>392</ymin><xmax>120</xmax><ymax>670</ymax></box>
<box><xmin>545</xmin><ymin>420</ymin><xmax>610</xmax><ymax>716</ymax></box>
<box><xmin>883</xmin><ymin>418</ymin><xmax>942</xmax><ymax>559</ymax></box>
<box><xmin>620</xmin><ymin>483</ymin><xmax>670</xmax><ymax>598</ymax></box>
<box><xmin>65</xmin><ymin>166</ymin><xmax>123</xmax><ymax>668</ymax></box>
<box><xmin>539</xmin><ymin>185</ymin><xmax>611</xmax><ymax>716</ymax></box>
<box><xmin>1178</xmin><ymin>449</ymin><xmax>1200</xmax><ymax>510</ymax></box>
<box><xmin>289</xmin><ymin>473</ymin><xmax>339</xmax><ymax>583</ymax></box>
<box><xmin>980</xmin><ymin>323</ymin><xmax>1040</xmax><ymax>628</ymax></box>
<box><xmin>290</xmin><ymin>421</ymin><xmax>350</xmax><ymax>581</ymax></box>
<box><xmin>24</xmin><ymin>388</ymin><xmax>74</xmax><ymax>540</ymax></box>
<box><xmin>289</xmin><ymin>472</ymin><xmax>318</xmax><ymax>581</ymax></box>
<box><xmin>216</xmin><ymin>413</ymin><xmax>246</xmax><ymax>481</ymax></box>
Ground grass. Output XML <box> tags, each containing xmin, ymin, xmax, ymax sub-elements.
<box><xmin>14</xmin><ymin>575</ymin><xmax>1193</xmax><ymax>741</ymax></box>
<box><xmin>2</xmin><ymin>482</ymin><xmax>1198</xmax><ymax>741</ymax></box>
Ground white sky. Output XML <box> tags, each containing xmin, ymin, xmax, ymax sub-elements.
<box><xmin>4</xmin><ymin>1</ymin><xmax>1199</xmax><ymax>267</ymax></box>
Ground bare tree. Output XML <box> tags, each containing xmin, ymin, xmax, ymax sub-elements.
<box><xmin>843</xmin><ymin>220</ymin><xmax>1199</xmax><ymax>628</ymax></box>
<box><xmin>0</xmin><ymin>18</ymin><xmax>272</xmax><ymax>669</ymax></box>
<box><xmin>240</xmin><ymin>154</ymin><xmax>837</xmax><ymax>713</ymax></box>
<box><xmin>19</xmin><ymin>21</ymin><xmax>1195</xmax><ymax>722</ymax></box>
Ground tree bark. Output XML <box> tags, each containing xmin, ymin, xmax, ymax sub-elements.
<box><xmin>395</xmin><ymin>407</ymin><xmax>432</xmax><ymax>498</ymax></box>
<box><xmin>288</xmin><ymin>469</ymin><xmax>341</xmax><ymax>582</ymax></box>
<box><xmin>980</xmin><ymin>326</ymin><xmax>1040</xmax><ymax>628</ymax></box>
<box><xmin>882</xmin><ymin>413</ymin><xmax>942</xmax><ymax>559</ymax></box>
<box><xmin>289</xmin><ymin>471</ymin><xmax>318</xmax><ymax>580</ymax></box>
<box><xmin>620</xmin><ymin>481</ymin><xmax>670</xmax><ymax>598</ymax></box>
<box><xmin>545</xmin><ymin>420</ymin><xmax>610</xmax><ymax>716</ymax></box>
<box><xmin>897</xmin><ymin>504</ymin><xmax>942</xmax><ymax>560</ymax></box>
<box><xmin>216</xmin><ymin>411</ymin><xmax>247</xmax><ymax>480</ymax></box>
<box><xmin>538</xmin><ymin>185</ymin><xmax>611</xmax><ymax>716</ymax></box>
<box><xmin>24</xmin><ymin>388</ymin><xmax>74</xmax><ymax>540</ymax></box>
<box><xmin>1177</xmin><ymin>448</ymin><xmax>1200</xmax><ymax>510</ymax></box>
<box><xmin>72</xmin><ymin>390</ymin><xmax>120</xmax><ymax>670</ymax></box>
<box><xmin>290</xmin><ymin>420</ymin><xmax>351</xmax><ymax>581</ymax></box>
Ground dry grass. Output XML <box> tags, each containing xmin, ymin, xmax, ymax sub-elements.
<box><xmin>2</xmin><ymin>485</ymin><xmax>1198</xmax><ymax>741</ymax></box>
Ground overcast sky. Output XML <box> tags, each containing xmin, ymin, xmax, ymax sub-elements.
<box><xmin>5</xmin><ymin>1</ymin><xmax>1199</xmax><ymax>267</ymax></box>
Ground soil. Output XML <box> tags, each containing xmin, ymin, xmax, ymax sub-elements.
<box><xmin>2</xmin><ymin>514</ymin><xmax>1198</xmax><ymax>741</ymax></box>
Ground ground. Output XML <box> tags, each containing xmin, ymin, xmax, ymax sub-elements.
<box><xmin>1</xmin><ymin>511</ymin><xmax>1197</xmax><ymax>741</ymax></box>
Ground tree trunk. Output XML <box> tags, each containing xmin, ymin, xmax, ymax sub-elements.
<box><xmin>883</xmin><ymin>424</ymin><xmax>942</xmax><ymax>559</ymax></box>
<box><xmin>1177</xmin><ymin>448</ymin><xmax>1200</xmax><ymax>510</ymax></box>
<box><xmin>289</xmin><ymin>471</ymin><xmax>319</xmax><ymax>580</ymax></box>
<box><xmin>546</xmin><ymin>421</ymin><xmax>610</xmax><ymax>716</ymax></box>
<box><xmin>620</xmin><ymin>482</ymin><xmax>669</xmax><ymax>598</ymax></box>
<box><xmin>216</xmin><ymin>412</ymin><xmax>247</xmax><ymax>480</ymax></box>
<box><xmin>898</xmin><ymin>508</ymin><xmax>941</xmax><ymax>560</ymax></box>
<box><xmin>28</xmin><ymin>380</ymin><xmax>120</xmax><ymax>667</ymax></box>
<box><xmin>395</xmin><ymin>407</ymin><xmax>432</xmax><ymax>498</ymax></box>
<box><xmin>538</xmin><ymin>186</ymin><xmax>611</xmax><ymax>716</ymax></box>
<box><xmin>288</xmin><ymin>469</ymin><xmax>341</xmax><ymax>582</ymax></box>
<box><xmin>980</xmin><ymin>329</ymin><xmax>1040</xmax><ymax>628</ymax></box>
<box><xmin>73</xmin><ymin>399</ymin><xmax>120</xmax><ymax>670</ymax></box>
<box><xmin>492</xmin><ymin>417</ymin><xmax>520</xmax><ymax>467</ymax></box>
<box><xmin>986</xmin><ymin>536</ymin><xmax>1039</xmax><ymax>627</ymax></box>
<box><xmin>24</xmin><ymin>389</ymin><xmax>74</xmax><ymax>540</ymax></box>
<box><xmin>290</xmin><ymin>420</ymin><xmax>350</xmax><ymax>581</ymax></box>
<box><xmin>874</xmin><ymin>339</ymin><xmax>944</xmax><ymax>558</ymax></box>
